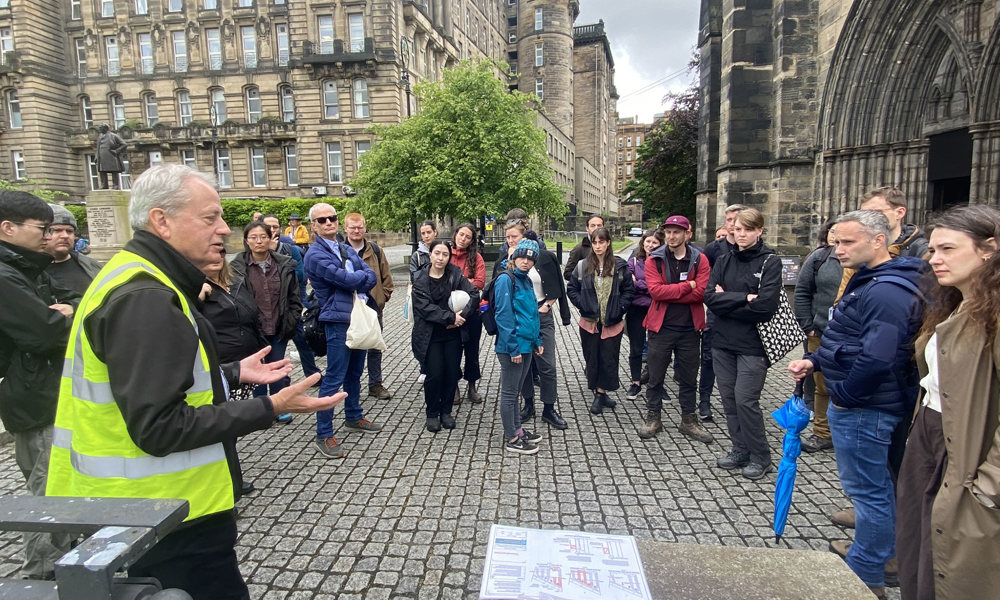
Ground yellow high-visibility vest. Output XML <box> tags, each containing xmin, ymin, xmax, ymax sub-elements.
<box><xmin>46</xmin><ymin>250</ymin><xmax>233</xmax><ymax>521</ymax></box>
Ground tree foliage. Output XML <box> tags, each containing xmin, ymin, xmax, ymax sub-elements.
<box><xmin>624</xmin><ymin>86</ymin><xmax>699</xmax><ymax>221</ymax></box>
<box><xmin>0</xmin><ymin>178</ymin><xmax>69</xmax><ymax>203</ymax></box>
<box><xmin>352</xmin><ymin>59</ymin><xmax>566</xmax><ymax>229</ymax></box>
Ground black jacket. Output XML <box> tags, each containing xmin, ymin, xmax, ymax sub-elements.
<box><xmin>563</xmin><ymin>236</ymin><xmax>592</xmax><ymax>281</ymax></box>
<box><xmin>201</xmin><ymin>277</ymin><xmax>268</xmax><ymax>364</ymax></box>
<box><xmin>0</xmin><ymin>241</ymin><xmax>80</xmax><ymax>433</ymax></box>
<box><xmin>567</xmin><ymin>256</ymin><xmax>635</xmax><ymax>326</ymax></box>
<box><xmin>704</xmin><ymin>240</ymin><xmax>782</xmax><ymax>357</ymax></box>
<box><xmin>493</xmin><ymin>248</ymin><xmax>571</xmax><ymax>326</ymax></box>
<box><xmin>83</xmin><ymin>231</ymin><xmax>275</xmax><ymax>507</ymax></box>
<box><xmin>410</xmin><ymin>263</ymin><xmax>480</xmax><ymax>369</ymax></box>
<box><xmin>231</xmin><ymin>249</ymin><xmax>303</xmax><ymax>342</ymax></box>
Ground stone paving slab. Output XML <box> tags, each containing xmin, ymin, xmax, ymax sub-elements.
<box><xmin>0</xmin><ymin>250</ymin><xmax>894</xmax><ymax>599</ymax></box>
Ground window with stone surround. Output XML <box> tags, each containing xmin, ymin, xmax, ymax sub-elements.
<box><xmin>245</xmin><ymin>87</ymin><xmax>261</xmax><ymax>123</ymax></box>
<box><xmin>81</xmin><ymin>95</ymin><xmax>93</xmax><ymax>128</ymax></box>
<box><xmin>172</xmin><ymin>31</ymin><xmax>187</xmax><ymax>72</ymax></box>
<box><xmin>349</xmin><ymin>13</ymin><xmax>365</xmax><ymax>53</ymax></box>
<box><xmin>110</xmin><ymin>94</ymin><xmax>126</xmax><ymax>128</ymax></box>
<box><xmin>276</xmin><ymin>24</ymin><xmax>289</xmax><ymax>66</ymax></box>
<box><xmin>241</xmin><ymin>26</ymin><xmax>257</xmax><ymax>68</ymax></box>
<box><xmin>11</xmin><ymin>150</ymin><xmax>25</xmax><ymax>180</ymax></box>
<box><xmin>180</xmin><ymin>149</ymin><xmax>196</xmax><ymax>169</ymax></box>
<box><xmin>143</xmin><ymin>93</ymin><xmax>158</xmax><ymax>127</ymax></box>
<box><xmin>534</xmin><ymin>8</ymin><xmax>542</xmax><ymax>31</ymax></box>
<box><xmin>138</xmin><ymin>33</ymin><xmax>153</xmax><ymax>75</ymax></box>
<box><xmin>326</xmin><ymin>142</ymin><xmax>342</xmax><ymax>183</ymax></box>
<box><xmin>215</xmin><ymin>148</ymin><xmax>231</xmax><ymax>188</ymax></box>
<box><xmin>105</xmin><ymin>36</ymin><xmax>120</xmax><ymax>76</ymax></box>
<box><xmin>280</xmin><ymin>85</ymin><xmax>295</xmax><ymax>122</ymax></box>
<box><xmin>74</xmin><ymin>38</ymin><xmax>87</xmax><ymax>77</ymax></box>
<box><xmin>318</xmin><ymin>16</ymin><xmax>334</xmax><ymax>54</ymax></box>
<box><xmin>535</xmin><ymin>43</ymin><xmax>542</xmax><ymax>67</ymax></box>
<box><xmin>250</xmin><ymin>147</ymin><xmax>266</xmax><ymax>187</ymax></box>
<box><xmin>284</xmin><ymin>145</ymin><xmax>298</xmax><ymax>186</ymax></box>
<box><xmin>210</xmin><ymin>88</ymin><xmax>227</xmax><ymax>124</ymax></box>
<box><xmin>177</xmin><ymin>91</ymin><xmax>192</xmax><ymax>126</ymax></box>
<box><xmin>322</xmin><ymin>81</ymin><xmax>339</xmax><ymax>119</ymax></box>
<box><xmin>206</xmin><ymin>28</ymin><xmax>222</xmax><ymax>70</ymax></box>
<box><xmin>353</xmin><ymin>79</ymin><xmax>369</xmax><ymax>118</ymax></box>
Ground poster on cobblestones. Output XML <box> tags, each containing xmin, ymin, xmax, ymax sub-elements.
<box><xmin>480</xmin><ymin>524</ymin><xmax>652</xmax><ymax>600</ymax></box>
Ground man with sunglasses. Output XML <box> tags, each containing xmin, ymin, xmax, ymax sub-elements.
<box><xmin>0</xmin><ymin>191</ymin><xmax>79</xmax><ymax>579</ymax></box>
<box><xmin>305</xmin><ymin>203</ymin><xmax>382</xmax><ymax>459</ymax></box>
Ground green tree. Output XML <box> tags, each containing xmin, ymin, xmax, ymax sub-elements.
<box><xmin>624</xmin><ymin>85</ymin><xmax>699</xmax><ymax>222</ymax></box>
<box><xmin>0</xmin><ymin>178</ymin><xmax>69</xmax><ymax>203</ymax></box>
<box><xmin>351</xmin><ymin>59</ymin><xmax>566</xmax><ymax>229</ymax></box>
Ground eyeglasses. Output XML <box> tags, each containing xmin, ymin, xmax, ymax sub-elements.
<box><xmin>13</xmin><ymin>222</ymin><xmax>54</xmax><ymax>237</ymax></box>
<box><xmin>246</xmin><ymin>235</ymin><xmax>270</xmax><ymax>243</ymax></box>
<box><xmin>345</xmin><ymin>225</ymin><xmax>364</xmax><ymax>231</ymax></box>
<box><xmin>314</xmin><ymin>215</ymin><xmax>337</xmax><ymax>224</ymax></box>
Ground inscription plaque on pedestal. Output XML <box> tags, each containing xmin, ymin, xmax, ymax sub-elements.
<box><xmin>85</xmin><ymin>190</ymin><xmax>132</xmax><ymax>263</ymax></box>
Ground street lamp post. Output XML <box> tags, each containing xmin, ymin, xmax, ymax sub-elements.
<box><xmin>401</xmin><ymin>41</ymin><xmax>417</xmax><ymax>253</ymax></box>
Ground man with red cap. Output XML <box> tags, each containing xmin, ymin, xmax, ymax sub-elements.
<box><xmin>638</xmin><ymin>215</ymin><xmax>713</xmax><ymax>444</ymax></box>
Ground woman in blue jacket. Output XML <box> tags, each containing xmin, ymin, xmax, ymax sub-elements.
<box><xmin>411</xmin><ymin>240</ymin><xmax>479</xmax><ymax>432</ymax></box>
<box><xmin>494</xmin><ymin>239</ymin><xmax>544</xmax><ymax>455</ymax></box>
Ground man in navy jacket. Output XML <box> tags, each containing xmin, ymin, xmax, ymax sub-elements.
<box><xmin>304</xmin><ymin>203</ymin><xmax>380</xmax><ymax>459</ymax></box>
<box><xmin>789</xmin><ymin>210</ymin><xmax>926</xmax><ymax>598</ymax></box>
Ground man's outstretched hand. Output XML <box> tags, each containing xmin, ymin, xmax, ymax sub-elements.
<box><xmin>270</xmin><ymin>373</ymin><xmax>346</xmax><ymax>414</ymax></box>
<box><xmin>238</xmin><ymin>346</ymin><xmax>292</xmax><ymax>385</ymax></box>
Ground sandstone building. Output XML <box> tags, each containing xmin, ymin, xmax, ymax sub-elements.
<box><xmin>0</xmin><ymin>0</ymin><xmax>619</xmax><ymax>216</ymax></box>
<box><xmin>615</xmin><ymin>116</ymin><xmax>650</xmax><ymax>224</ymax></box>
<box><xmin>697</xmin><ymin>0</ymin><xmax>1000</xmax><ymax>247</ymax></box>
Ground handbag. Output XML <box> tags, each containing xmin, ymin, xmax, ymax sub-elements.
<box><xmin>402</xmin><ymin>283</ymin><xmax>414</xmax><ymax>324</ymax></box>
<box><xmin>346</xmin><ymin>292</ymin><xmax>387</xmax><ymax>351</ymax></box>
<box><xmin>755</xmin><ymin>255</ymin><xmax>806</xmax><ymax>366</ymax></box>
<box><xmin>302</xmin><ymin>292</ymin><xmax>327</xmax><ymax>357</ymax></box>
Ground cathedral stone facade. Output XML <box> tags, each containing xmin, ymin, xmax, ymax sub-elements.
<box><xmin>697</xmin><ymin>0</ymin><xmax>1000</xmax><ymax>248</ymax></box>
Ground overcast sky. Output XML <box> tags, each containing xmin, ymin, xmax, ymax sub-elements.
<box><xmin>576</xmin><ymin>1</ymin><xmax>700</xmax><ymax>123</ymax></box>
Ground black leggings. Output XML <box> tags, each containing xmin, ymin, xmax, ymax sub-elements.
<box><xmin>625</xmin><ymin>305</ymin><xmax>649</xmax><ymax>382</ymax></box>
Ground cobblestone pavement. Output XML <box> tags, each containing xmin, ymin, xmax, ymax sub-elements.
<box><xmin>0</xmin><ymin>247</ymin><xmax>899</xmax><ymax>599</ymax></box>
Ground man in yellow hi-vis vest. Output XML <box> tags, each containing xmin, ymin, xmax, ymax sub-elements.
<box><xmin>46</xmin><ymin>164</ymin><xmax>345</xmax><ymax>600</ymax></box>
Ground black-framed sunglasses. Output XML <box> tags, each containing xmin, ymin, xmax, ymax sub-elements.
<box><xmin>314</xmin><ymin>215</ymin><xmax>338</xmax><ymax>224</ymax></box>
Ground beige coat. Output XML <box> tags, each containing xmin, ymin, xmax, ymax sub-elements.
<box><xmin>912</xmin><ymin>313</ymin><xmax>1000</xmax><ymax>599</ymax></box>
<box><xmin>355</xmin><ymin>240</ymin><xmax>394</xmax><ymax>310</ymax></box>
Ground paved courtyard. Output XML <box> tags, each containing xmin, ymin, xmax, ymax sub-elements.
<box><xmin>0</xmin><ymin>246</ymin><xmax>894</xmax><ymax>598</ymax></box>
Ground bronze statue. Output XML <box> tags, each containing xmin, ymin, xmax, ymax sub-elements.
<box><xmin>96</xmin><ymin>123</ymin><xmax>128</xmax><ymax>190</ymax></box>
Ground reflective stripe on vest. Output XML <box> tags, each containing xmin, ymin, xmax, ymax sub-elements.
<box><xmin>46</xmin><ymin>251</ymin><xmax>233</xmax><ymax>522</ymax></box>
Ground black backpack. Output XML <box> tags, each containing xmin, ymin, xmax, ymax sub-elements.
<box><xmin>481</xmin><ymin>272</ymin><xmax>512</xmax><ymax>336</ymax></box>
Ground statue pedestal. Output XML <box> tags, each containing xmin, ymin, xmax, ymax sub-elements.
<box><xmin>85</xmin><ymin>190</ymin><xmax>132</xmax><ymax>263</ymax></box>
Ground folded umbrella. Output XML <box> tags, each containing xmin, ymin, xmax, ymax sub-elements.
<box><xmin>771</xmin><ymin>380</ymin><xmax>812</xmax><ymax>543</ymax></box>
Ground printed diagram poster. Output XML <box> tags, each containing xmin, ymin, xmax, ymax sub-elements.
<box><xmin>480</xmin><ymin>525</ymin><xmax>653</xmax><ymax>600</ymax></box>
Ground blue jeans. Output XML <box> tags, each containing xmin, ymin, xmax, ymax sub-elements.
<box><xmin>254</xmin><ymin>334</ymin><xmax>289</xmax><ymax>397</ymax></box>
<box><xmin>316</xmin><ymin>323</ymin><xmax>366</xmax><ymax>438</ymax></box>
<box><xmin>827</xmin><ymin>404</ymin><xmax>901</xmax><ymax>587</ymax></box>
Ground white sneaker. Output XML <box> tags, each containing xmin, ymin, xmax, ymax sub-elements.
<box><xmin>418</xmin><ymin>373</ymin><xmax>426</xmax><ymax>384</ymax></box>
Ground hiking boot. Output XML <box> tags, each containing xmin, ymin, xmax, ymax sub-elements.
<box><xmin>831</xmin><ymin>507</ymin><xmax>856</xmax><ymax>529</ymax></box>
<box><xmin>368</xmin><ymin>383</ymin><xmax>392</xmax><ymax>400</ymax></box>
<box><xmin>741</xmin><ymin>461</ymin><xmax>773</xmax><ymax>480</ymax></box>
<box><xmin>520</xmin><ymin>397</ymin><xmax>535</xmax><ymax>423</ymax></box>
<box><xmin>453</xmin><ymin>387</ymin><xmax>462</xmax><ymax>406</ymax></box>
<box><xmin>541</xmin><ymin>405</ymin><xmax>568</xmax><ymax>429</ymax></box>
<box><xmin>344</xmin><ymin>418</ymin><xmax>382</xmax><ymax>433</ymax></box>
<box><xmin>637</xmin><ymin>410</ymin><xmax>663</xmax><ymax>440</ymax></box>
<box><xmin>505</xmin><ymin>436</ymin><xmax>539</xmax><ymax>455</ymax></box>
<box><xmin>467</xmin><ymin>381</ymin><xmax>483</xmax><ymax>404</ymax></box>
<box><xmin>440</xmin><ymin>414</ymin><xmax>456</xmax><ymax>430</ymax></box>
<box><xmin>679</xmin><ymin>413</ymin><xmax>714</xmax><ymax>444</ymax></box>
<box><xmin>801</xmin><ymin>434</ymin><xmax>833</xmax><ymax>453</ymax></box>
<box><xmin>716</xmin><ymin>450</ymin><xmax>750</xmax><ymax>470</ymax></box>
<box><xmin>426</xmin><ymin>416</ymin><xmax>441</xmax><ymax>433</ymax></box>
<box><xmin>590</xmin><ymin>392</ymin><xmax>604</xmax><ymax>415</ymax></box>
<box><xmin>639</xmin><ymin>368</ymin><xmax>649</xmax><ymax>385</ymax></box>
<box><xmin>830</xmin><ymin>541</ymin><xmax>898</xmax><ymax>587</ymax></box>
<box><xmin>275</xmin><ymin>413</ymin><xmax>294</xmax><ymax>424</ymax></box>
<box><xmin>521</xmin><ymin>429</ymin><xmax>543</xmax><ymax>444</ymax></box>
<box><xmin>316</xmin><ymin>436</ymin><xmax>345</xmax><ymax>459</ymax></box>
<box><xmin>626</xmin><ymin>383</ymin><xmax>642</xmax><ymax>400</ymax></box>
<box><xmin>600</xmin><ymin>392</ymin><xmax>617</xmax><ymax>409</ymax></box>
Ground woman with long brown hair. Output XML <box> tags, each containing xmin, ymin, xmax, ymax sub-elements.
<box><xmin>450</xmin><ymin>223</ymin><xmax>486</xmax><ymax>404</ymax></box>
<box><xmin>567</xmin><ymin>227</ymin><xmax>635</xmax><ymax>414</ymax></box>
<box><xmin>896</xmin><ymin>204</ymin><xmax>1000</xmax><ymax>600</ymax></box>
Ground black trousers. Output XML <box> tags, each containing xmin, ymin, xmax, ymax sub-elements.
<box><xmin>579</xmin><ymin>325</ymin><xmax>623</xmax><ymax>392</ymax></box>
<box><xmin>459</xmin><ymin>311</ymin><xmax>482</xmax><ymax>383</ymax></box>
<box><xmin>128</xmin><ymin>511</ymin><xmax>249</xmax><ymax>600</ymax></box>
<box><xmin>699</xmin><ymin>327</ymin><xmax>715</xmax><ymax>400</ymax></box>
<box><xmin>423</xmin><ymin>336</ymin><xmax>462</xmax><ymax>417</ymax></box>
<box><xmin>645</xmin><ymin>328</ymin><xmax>701</xmax><ymax>414</ymax></box>
<box><xmin>625</xmin><ymin>305</ymin><xmax>649</xmax><ymax>382</ymax></box>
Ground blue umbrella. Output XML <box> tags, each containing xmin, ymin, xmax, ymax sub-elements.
<box><xmin>771</xmin><ymin>380</ymin><xmax>812</xmax><ymax>543</ymax></box>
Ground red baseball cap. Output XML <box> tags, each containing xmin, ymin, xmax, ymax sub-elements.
<box><xmin>662</xmin><ymin>215</ymin><xmax>691</xmax><ymax>230</ymax></box>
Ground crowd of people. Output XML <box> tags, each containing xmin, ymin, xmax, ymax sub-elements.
<box><xmin>1</xmin><ymin>166</ymin><xmax>997</xmax><ymax>599</ymax></box>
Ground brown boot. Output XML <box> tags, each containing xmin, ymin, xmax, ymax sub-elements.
<box><xmin>467</xmin><ymin>381</ymin><xmax>483</xmax><ymax>404</ymax></box>
<box><xmin>453</xmin><ymin>387</ymin><xmax>462</xmax><ymax>406</ymax></box>
<box><xmin>679</xmin><ymin>413</ymin><xmax>714</xmax><ymax>444</ymax></box>
<box><xmin>637</xmin><ymin>410</ymin><xmax>663</xmax><ymax>439</ymax></box>
<box><xmin>831</xmin><ymin>507</ymin><xmax>856</xmax><ymax>528</ymax></box>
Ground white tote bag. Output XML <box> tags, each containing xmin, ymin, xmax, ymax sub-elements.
<box><xmin>346</xmin><ymin>292</ymin><xmax>387</xmax><ymax>351</ymax></box>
